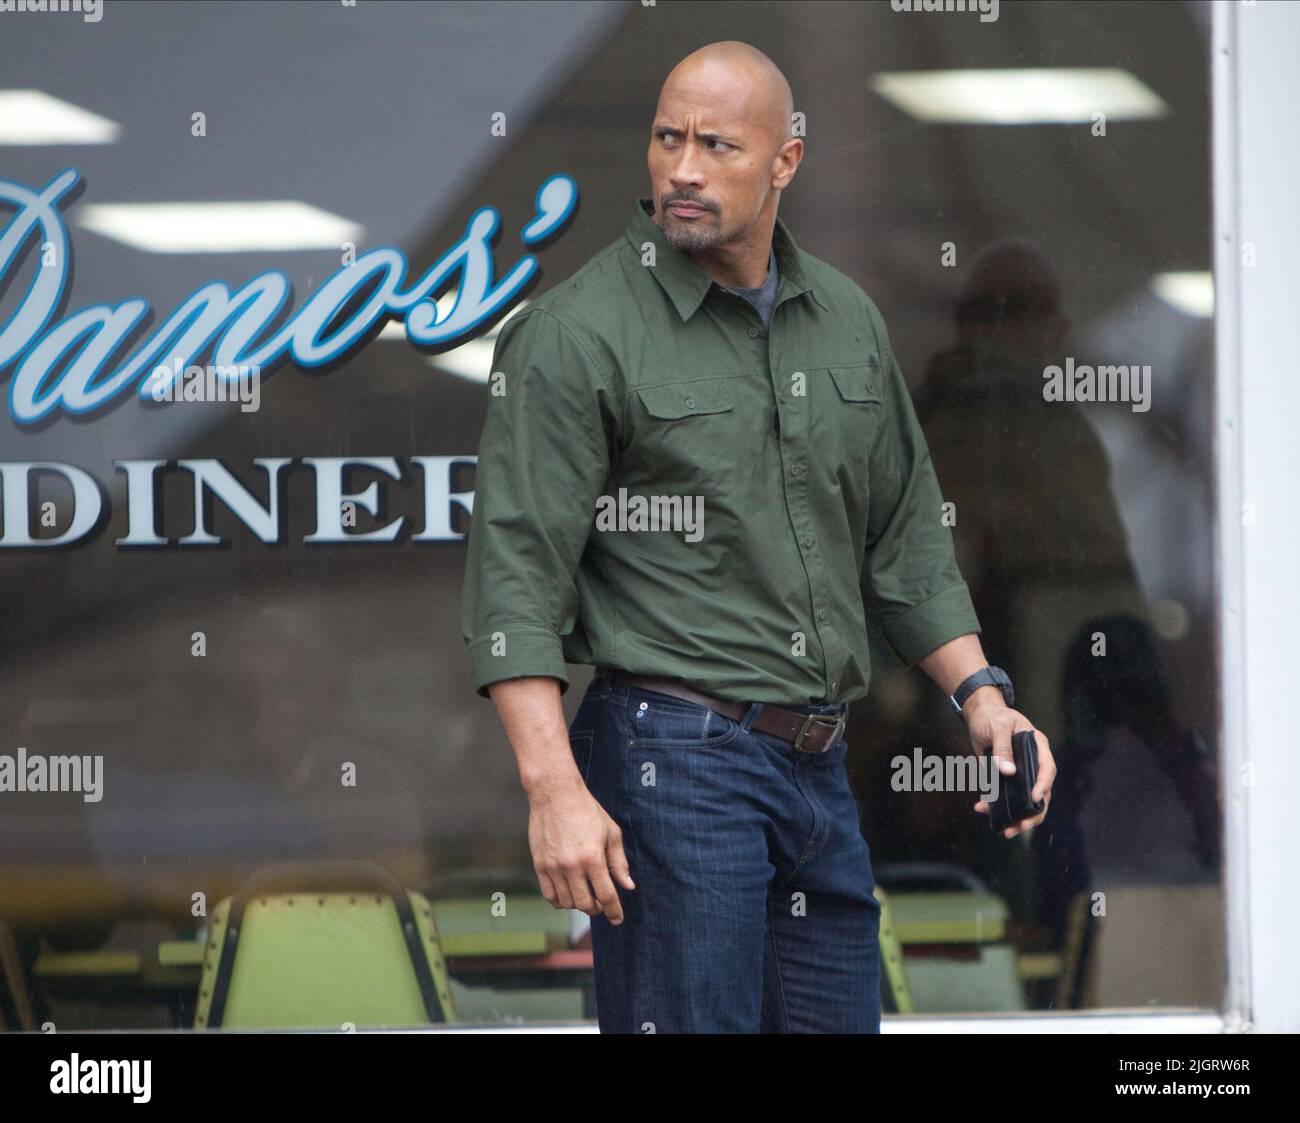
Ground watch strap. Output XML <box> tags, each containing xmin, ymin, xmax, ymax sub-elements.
<box><xmin>950</xmin><ymin>665</ymin><xmax>1014</xmax><ymax>714</ymax></box>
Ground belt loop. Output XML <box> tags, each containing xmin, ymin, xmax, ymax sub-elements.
<box><xmin>739</xmin><ymin>702</ymin><xmax>761</xmax><ymax>732</ymax></box>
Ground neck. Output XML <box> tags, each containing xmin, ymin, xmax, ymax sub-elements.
<box><xmin>688</xmin><ymin>209</ymin><xmax>778</xmax><ymax>289</ymax></box>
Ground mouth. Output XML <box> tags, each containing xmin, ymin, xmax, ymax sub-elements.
<box><xmin>665</xmin><ymin>200</ymin><xmax>711</xmax><ymax>219</ymax></box>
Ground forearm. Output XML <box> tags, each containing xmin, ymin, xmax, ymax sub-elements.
<box><xmin>487</xmin><ymin>676</ymin><xmax>585</xmax><ymax>799</ymax></box>
<box><xmin>915</xmin><ymin>632</ymin><xmax>1005</xmax><ymax>714</ymax></box>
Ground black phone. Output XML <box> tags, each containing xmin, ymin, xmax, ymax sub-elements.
<box><xmin>987</xmin><ymin>729</ymin><xmax>1044</xmax><ymax>832</ymax></box>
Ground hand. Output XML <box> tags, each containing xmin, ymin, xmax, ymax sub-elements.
<box><xmin>528</xmin><ymin>779</ymin><xmax>636</xmax><ymax>923</ymax></box>
<box><xmin>965</xmin><ymin>697</ymin><xmax>1056</xmax><ymax>839</ymax></box>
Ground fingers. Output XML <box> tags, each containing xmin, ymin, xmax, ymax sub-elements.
<box><xmin>607</xmin><ymin>824</ymin><xmax>637</xmax><ymax>892</ymax></box>
<box><xmin>587</xmin><ymin>862</ymin><xmax>624</xmax><ymax>926</ymax></box>
<box><xmin>562</xmin><ymin>859</ymin><xmax>600</xmax><ymax>917</ymax></box>
<box><xmin>536</xmin><ymin>853</ymin><xmax>587</xmax><ymax>911</ymax></box>
<box><xmin>578</xmin><ymin>822</ymin><xmax>636</xmax><ymax>924</ymax></box>
<box><xmin>1031</xmin><ymin>730</ymin><xmax>1057</xmax><ymax>802</ymax></box>
<box><xmin>990</xmin><ymin>721</ymin><xmax>1016</xmax><ymax>776</ymax></box>
<box><xmin>538</xmin><ymin>827</ymin><xmax>634</xmax><ymax>924</ymax></box>
<box><xmin>536</xmin><ymin>868</ymin><xmax>560</xmax><ymax>907</ymax></box>
<box><xmin>550</xmin><ymin>867</ymin><xmax>577</xmax><ymax>910</ymax></box>
<box><xmin>1003</xmin><ymin>791</ymin><xmax>1053</xmax><ymax>838</ymax></box>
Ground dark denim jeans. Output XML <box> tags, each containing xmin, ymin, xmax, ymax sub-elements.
<box><xmin>568</xmin><ymin>673</ymin><xmax>882</xmax><ymax>1034</ymax></box>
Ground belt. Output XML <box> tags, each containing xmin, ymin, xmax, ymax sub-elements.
<box><xmin>595</xmin><ymin>667</ymin><xmax>846</xmax><ymax>754</ymax></box>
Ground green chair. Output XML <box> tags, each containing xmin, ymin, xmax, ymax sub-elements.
<box><xmin>884</xmin><ymin>891</ymin><xmax>1022</xmax><ymax>1012</ymax></box>
<box><xmin>0</xmin><ymin>917</ymin><xmax>38</xmax><ymax>1030</ymax></box>
<box><xmin>194</xmin><ymin>861</ymin><xmax>456</xmax><ymax>1029</ymax></box>
<box><xmin>875</xmin><ymin>886</ymin><xmax>913</xmax><ymax>1014</ymax></box>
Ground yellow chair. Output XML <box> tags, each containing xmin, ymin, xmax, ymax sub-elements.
<box><xmin>0</xmin><ymin>917</ymin><xmax>37</xmax><ymax>1030</ymax></box>
<box><xmin>193</xmin><ymin>861</ymin><xmax>456</xmax><ymax>1029</ymax></box>
<box><xmin>875</xmin><ymin>886</ymin><xmax>913</xmax><ymax>1014</ymax></box>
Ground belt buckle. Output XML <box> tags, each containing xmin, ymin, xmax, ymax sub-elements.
<box><xmin>794</xmin><ymin>711</ymin><xmax>846</xmax><ymax>753</ymax></box>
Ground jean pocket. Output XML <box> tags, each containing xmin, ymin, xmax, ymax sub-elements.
<box><xmin>626</xmin><ymin>691</ymin><xmax>740</xmax><ymax>749</ymax></box>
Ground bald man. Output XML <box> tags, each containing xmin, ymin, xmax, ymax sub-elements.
<box><xmin>462</xmin><ymin>41</ymin><xmax>1055</xmax><ymax>1033</ymax></box>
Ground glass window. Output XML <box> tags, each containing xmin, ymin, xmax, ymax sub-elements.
<box><xmin>0</xmin><ymin>0</ymin><xmax>1219</xmax><ymax>1030</ymax></box>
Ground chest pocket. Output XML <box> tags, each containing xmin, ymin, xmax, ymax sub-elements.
<box><xmin>821</xmin><ymin>363</ymin><xmax>885</xmax><ymax>494</ymax></box>
<box><xmin>631</xmin><ymin>378</ymin><xmax>739</xmax><ymax>493</ymax></box>
<box><xmin>637</xmin><ymin>379</ymin><xmax>736</xmax><ymax>419</ymax></box>
<box><xmin>827</xmin><ymin>363</ymin><xmax>883</xmax><ymax>404</ymax></box>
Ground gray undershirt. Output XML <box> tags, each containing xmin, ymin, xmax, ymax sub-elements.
<box><xmin>720</xmin><ymin>245</ymin><xmax>779</xmax><ymax>330</ymax></box>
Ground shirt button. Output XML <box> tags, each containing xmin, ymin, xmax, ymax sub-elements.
<box><xmin>747</xmin><ymin>327</ymin><xmax>759</xmax><ymax>338</ymax></box>
<box><xmin>803</xmin><ymin>536</ymin><xmax>814</xmax><ymax>548</ymax></box>
<box><xmin>790</xmin><ymin>464</ymin><xmax>801</xmax><ymax>476</ymax></box>
<box><xmin>818</xmin><ymin>609</ymin><xmax>827</xmax><ymax>621</ymax></box>
<box><xmin>831</xmin><ymin>680</ymin><xmax>839</xmax><ymax>691</ymax></box>
<box><xmin>684</xmin><ymin>398</ymin><xmax>696</xmax><ymax>408</ymax></box>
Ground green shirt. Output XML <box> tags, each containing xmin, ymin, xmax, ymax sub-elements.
<box><xmin>461</xmin><ymin>197</ymin><xmax>981</xmax><ymax>703</ymax></box>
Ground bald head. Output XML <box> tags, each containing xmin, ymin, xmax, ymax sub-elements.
<box><xmin>664</xmin><ymin>41</ymin><xmax>793</xmax><ymax>151</ymax></box>
<box><xmin>647</xmin><ymin>41</ymin><xmax>801</xmax><ymax>260</ymax></box>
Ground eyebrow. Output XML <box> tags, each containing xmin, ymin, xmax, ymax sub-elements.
<box><xmin>652</xmin><ymin>123</ymin><xmax>742</xmax><ymax>145</ymax></box>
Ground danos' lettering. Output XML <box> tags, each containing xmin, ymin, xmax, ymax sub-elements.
<box><xmin>0</xmin><ymin>169</ymin><xmax>577</xmax><ymax>423</ymax></box>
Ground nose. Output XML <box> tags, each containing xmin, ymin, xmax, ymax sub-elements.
<box><xmin>669</xmin><ymin>143</ymin><xmax>706</xmax><ymax>193</ymax></box>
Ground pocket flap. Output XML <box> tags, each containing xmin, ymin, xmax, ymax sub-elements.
<box><xmin>637</xmin><ymin>380</ymin><xmax>736</xmax><ymax>420</ymax></box>
<box><xmin>828</xmin><ymin>364</ymin><xmax>883</xmax><ymax>403</ymax></box>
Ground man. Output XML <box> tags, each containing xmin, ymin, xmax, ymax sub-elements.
<box><xmin>461</xmin><ymin>40</ymin><xmax>1055</xmax><ymax>1033</ymax></box>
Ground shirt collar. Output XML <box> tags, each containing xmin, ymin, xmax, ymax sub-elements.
<box><xmin>624</xmin><ymin>197</ymin><xmax>825</xmax><ymax>321</ymax></box>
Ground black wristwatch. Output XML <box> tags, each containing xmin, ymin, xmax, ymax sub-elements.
<box><xmin>949</xmin><ymin>666</ymin><xmax>1014</xmax><ymax>715</ymax></box>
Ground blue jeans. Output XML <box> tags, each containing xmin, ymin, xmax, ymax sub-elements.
<box><xmin>568</xmin><ymin>673</ymin><xmax>882</xmax><ymax>1034</ymax></box>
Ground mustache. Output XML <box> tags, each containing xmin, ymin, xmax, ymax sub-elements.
<box><xmin>662</xmin><ymin>194</ymin><xmax>716</xmax><ymax>212</ymax></box>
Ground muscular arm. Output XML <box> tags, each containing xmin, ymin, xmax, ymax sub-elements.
<box><xmin>915</xmin><ymin>632</ymin><xmax>1004</xmax><ymax>710</ymax></box>
<box><xmin>488</xmin><ymin>676</ymin><xmax>583</xmax><ymax>798</ymax></box>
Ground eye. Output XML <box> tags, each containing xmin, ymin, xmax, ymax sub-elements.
<box><xmin>706</xmin><ymin>138</ymin><xmax>731</xmax><ymax>152</ymax></box>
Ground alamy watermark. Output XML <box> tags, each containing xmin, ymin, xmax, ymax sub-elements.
<box><xmin>1043</xmin><ymin>357</ymin><xmax>1151</xmax><ymax>413</ymax></box>
<box><xmin>50</xmin><ymin>1054</ymin><xmax>150</xmax><ymax>1102</ymax></box>
<box><xmin>891</xmin><ymin>746</ymin><xmax>1000</xmax><ymax>801</ymax></box>
<box><xmin>0</xmin><ymin>0</ymin><xmax>102</xmax><ymax>21</ymax></box>
<box><xmin>144</xmin><ymin>359</ymin><xmax>261</xmax><ymax>412</ymax></box>
<box><xmin>1</xmin><ymin>747</ymin><xmax>103</xmax><ymax>802</ymax></box>
<box><xmin>890</xmin><ymin>0</ymin><xmax>999</xmax><ymax>23</ymax></box>
<box><xmin>594</xmin><ymin>487</ymin><xmax>704</xmax><ymax>542</ymax></box>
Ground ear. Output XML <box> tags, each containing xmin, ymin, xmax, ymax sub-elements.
<box><xmin>773</xmin><ymin>137</ymin><xmax>804</xmax><ymax>189</ymax></box>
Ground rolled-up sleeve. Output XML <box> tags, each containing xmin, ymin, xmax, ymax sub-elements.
<box><xmin>861</xmin><ymin>341</ymin><xmax>982</xmax><ymax>668</ymax></box>
<box><xmin>461</xmin><ymin>307</ymin><xmax>616</xmax><ymax>698</ymax></box>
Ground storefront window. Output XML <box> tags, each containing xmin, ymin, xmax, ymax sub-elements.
<box><xmin>0</xmin><ymin>0</ymin><xmax>1219</xmax><ymax>1030</ymax></box>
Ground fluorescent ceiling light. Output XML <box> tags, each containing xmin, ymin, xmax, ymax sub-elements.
<box><xmin>378</xmin><ymin>293</ymin><xmax>531</xmax><ymax>384</ymax></box>
<box><xmin>1152</xmin><ymin>271</ymin><xmax>1213</xmax><ymax>318</ymax></box>
<box><xmin>0</xmin><ymin>89</ymin><xmax>120</xmax><ymax>145</ymax></box>
<box><xmin>74</xmin><ymin>200</ymin><xmax>364</xmax><ymax>253</ymax></box>
<box><xmin>869</xmin><ymin>68</ymin><xmax>1168</xmax><ymax>124</ymax></box>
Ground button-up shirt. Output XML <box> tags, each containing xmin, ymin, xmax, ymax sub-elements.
<box><xmin>461</xmin><ymin>196</ymin><xmax>981</xmax><ymax>703</ymax></box>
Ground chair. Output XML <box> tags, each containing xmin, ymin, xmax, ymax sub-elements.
<box><xmin>874</xmin><ymin>863</ymin><xmax>1023</xmax><ymax>1012</ymax></box>
<box><xmin>0</xmin><ymin>917</ymin><xmax>38</xmax><ymax>1030</ymax></box>
<box><xmin>1054</xmin><ymin>889</ymin><xmax>1094</xmax><ymax>1010</ymax></box>
<box><xmin>874</xmin><ymin>887</ymin><xmax>913</xmax><ymax>1014</ymax></box>
<box><xmin>193</xmin><ymin>861</ymin><xmax>456</xmax><ymax>1029</ymax></box>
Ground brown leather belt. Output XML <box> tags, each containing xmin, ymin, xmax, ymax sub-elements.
<box><xmin>595</xmin><ymin>667</ymin><xmax>846</xmax><ymax>753</ymax></box>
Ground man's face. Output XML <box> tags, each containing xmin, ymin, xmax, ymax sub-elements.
<box><xmin>647</xmin><ymin>67</ymin><xmax>780</xmax><ymax>253</ymax></box>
